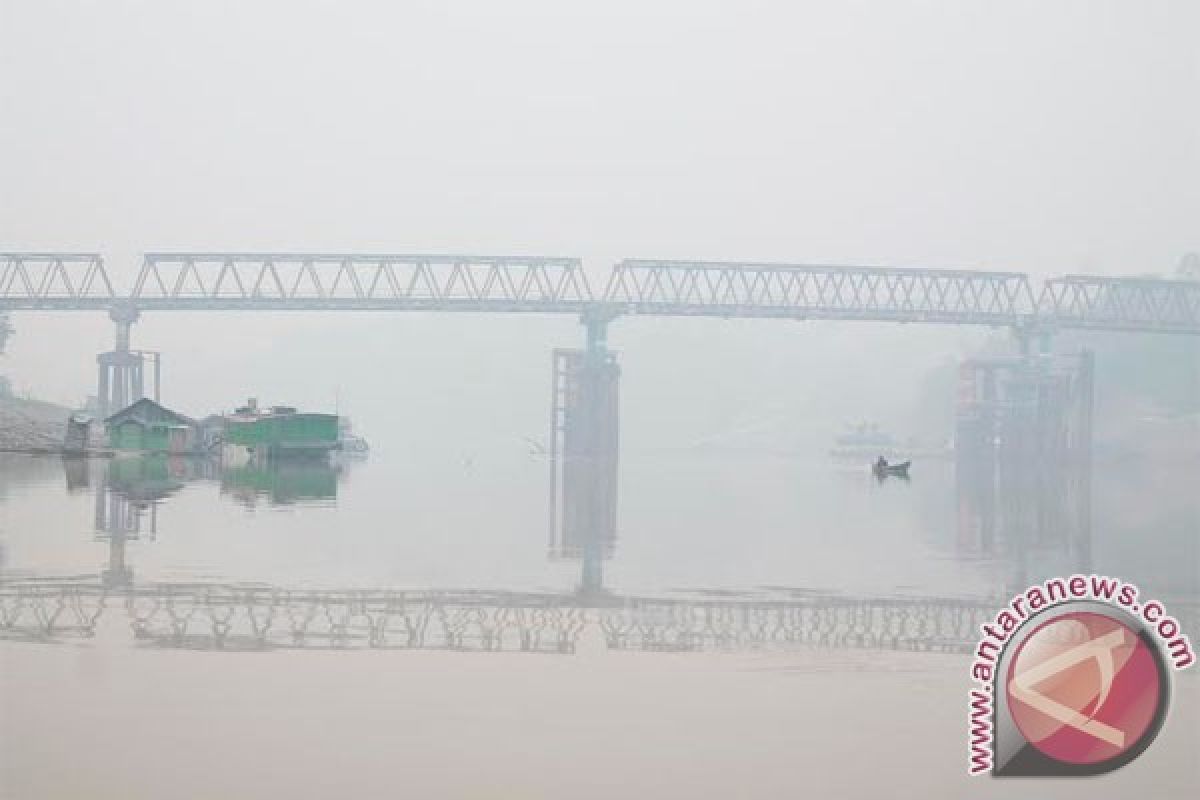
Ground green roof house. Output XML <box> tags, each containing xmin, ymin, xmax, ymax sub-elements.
<box><xmin>104</xmin><ymin>398</ymin><xmax>198</xmax><ymax>454</ymax></box>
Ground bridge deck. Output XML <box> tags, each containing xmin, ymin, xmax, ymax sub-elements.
<box><xmin>2</xmin><ymin>252</ymin><xmax>1197</xmax><ymax>333</ymax></box>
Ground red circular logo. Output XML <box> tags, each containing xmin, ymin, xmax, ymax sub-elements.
<box><xmin>1006</xmin><ymin>611</ymin><xmax>1163</xmax><ymax>765</ymax></box>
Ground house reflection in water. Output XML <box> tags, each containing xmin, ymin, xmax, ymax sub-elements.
<box><xmin>92</xmin><ymin>455</ymin><xmax>195</xmax><ymax>586</ymax></box>
<box><xmin>95</xmin><ymin>455</ymin><xmax>192</xmax><ymax>539</ymax></box>
<box><xmin>220</xmin><ymin>460</ymin><xmax>339</xmax><ymax>508</ymax></box>
<box><xmin>75</xmin><ymin>454</ymin><xmax>340</xmax><ymax>585</ymax></box>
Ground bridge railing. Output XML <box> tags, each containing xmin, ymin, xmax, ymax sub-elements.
<box><xmin>0</xmin><ymin>253</ymin><xmax>113</xmax><ymax>307</ymax></box>
<box><xmin>1038</xmin><ymin>275</ymin><xmax>1200</xmax><ymax>334</ymax></box>
<box><xmin>603</xmin><ymin>260</ymin><xmax>1038</xmax><ymax>325</ymax></box>
<box><xmin>129</xmin><ymin>253</ymin><xmax>594</xmax><ymax>310</ymax></box>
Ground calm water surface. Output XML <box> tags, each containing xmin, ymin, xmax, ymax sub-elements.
<box><xmin>1</xmin><ymin>447</ymin><xmax>1195</xmax><ymax>597</ymax></box>
<box><xmin>1</xmin><ymin>445</ymin><xmax>1196</xmax><ymax>799</ymax></box>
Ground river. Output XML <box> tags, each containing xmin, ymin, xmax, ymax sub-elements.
<box><xmin>1</xmin><ymin>445</ymin><xmax>1196</xmax><ymax>798</ymax></box>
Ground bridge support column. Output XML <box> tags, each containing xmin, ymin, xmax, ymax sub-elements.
<box><xmin>584</xmin><ymin>313</ymin><xmax>609</xmax><ymax>358</ymax></box>
<box><xmin>1038</xmin><ymin>330</ymin><xmax>1054</xmax><ymax>356</ymax></box>
<box><xmin>1013</xmin><ymin>323</ymin><xmax>1056</xmax><ymax>361</ymax></box>
<box><xmin>549</xmin><ymin>312</ymin><xmax>620</xmax><ymax>597</ymax></box>
<box><xmin>94</xmin><ymin>482</ymin><xmax>136</xmax><ymax>587</ymax></box>
<box><xmin>97</xmin><ymin>304</ymin><xmax>145</xmax><ymax>418</ymax></box>
<box><xmin>1071</xmin><ymin>349</ymin><xmax>1094</xmax><ymax>571</ymax></box>
<box><xmin>954</xmin><ymin>350</ymin><xmax>1094</xmax><ymax>584</ymax></box>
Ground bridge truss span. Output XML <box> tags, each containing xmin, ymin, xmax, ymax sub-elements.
<box><xmin>1039</xmin><ymin>275</ymin><xmax>1200</xmax><ymax>334</ymax></box>
<box><xmin>0</xmin><ymin>253</ymin><xmax>114</xmax><ymax>308</ymax></box>
<box><xmin>2</xmin><ymin>250</ymin><xmax>1196</xmax><ymax>334</ymax></box>
<box><xmin>603</xmin><ymin>260</ymin><xmax>1038</xmax><ymax>325</ymax></box>
<box><xmin>129</xmin><ymin>253</ymin><xmax>595</xmax><ymax>312</ymax></box>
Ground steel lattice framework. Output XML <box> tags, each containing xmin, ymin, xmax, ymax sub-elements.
<box><xmin>0</xmin><ymin>253</ymin><xmax>113</xmax><ymax>308</ymax></box>
<box><xmin>602</xmin><ymin>259</ymin><xmax>1037</xmax><ymax>325</ymax></box>
<box><xmin>128</xmin><ymin>253</ymin><xmax>594</xmax><ymax>311</ymax></box>
<box><xmin>1038</xmin><ymin>275</ymin><xmax>1200</xmax><ymax>334</ymax></box>
<box><xmin>1</xmin><ymin>251</ymin><xmax>1197</xmax><ymax>333</ymax></box>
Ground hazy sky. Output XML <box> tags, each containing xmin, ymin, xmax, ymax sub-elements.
<box><xmin>1</xmin><ymin>1</ymin><xmax>1196</xmax><ymax>443</ymax></box>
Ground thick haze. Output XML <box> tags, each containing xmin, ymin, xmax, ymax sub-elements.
<box><xmin>2</xmin><ymin>1</ymin><xmax>1196</xmax><ymax>449</ymax></box>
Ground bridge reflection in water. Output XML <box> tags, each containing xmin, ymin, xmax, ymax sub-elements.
<box><xmin>4</xmin><ymin>402</ymin><xmax>1133</xmax><ymax>656</ymax></box>
<box><xmin>12</xmin><ymin>452</ymin><xmax>1010</xmax><ymax>655</ymax></box>
<box><xmin>69</xmin><ymin>453</ymin><xmax>341</xmax><ymax>514</ymax></box>
<box><xmin>0</xmin><ymin>579</ymin><xmax>1000</xmax><ymax>656</ymax></box>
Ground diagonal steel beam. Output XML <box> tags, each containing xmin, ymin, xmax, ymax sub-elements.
<box><xmin>0</xmin><ymin>253</ymin><xmax>113</xmax><ymax>308</ymax></box>
<box><xmin>1039</xmin><ymin>275</ymin><xmax>1200</xmax><ymax>334</ymax></box>
<box><xmin>604</xmin><ymin>259</ymin><xmax>1037</xmax><ymax>325</ymax></box>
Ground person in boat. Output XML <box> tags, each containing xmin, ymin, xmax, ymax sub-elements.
<box><xmin>874</xmin><ymin>455</ymin><xmax>888</xmax><ymax>472</ymax></box>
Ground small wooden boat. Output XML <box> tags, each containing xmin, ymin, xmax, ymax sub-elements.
<box><xmin>872</xmin><ymin>459</ymin><xmax>911</xmax><ymax>478</ymax></box>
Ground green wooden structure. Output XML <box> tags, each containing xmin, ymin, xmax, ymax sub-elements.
<box><xmin>104</xmin><ymin>398</ymin><xmax>197</xmax><ymax>453</ymax></box>
<box><xmin>224</xmin><ymin>408</ymin><xmax>338</xmax><ymax>456</ymax></box>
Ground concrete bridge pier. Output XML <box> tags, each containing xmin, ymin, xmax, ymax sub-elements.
<box><xmin>1069</xmin><ymin>349</ymin><xmax>1094</xmax><ymax>573</ymax></box>
<box><xmin>583</xmin><ymin>311</ymin><xmax>611</xmax><ymax>358</ymax></box>
<box><xmin>1013</xmin><ymin>324</ymin><xmax>1055</xmax><ymax>360</ymax></box>
<box><xmin>94</xmin><ymin>487</ymin><xmax>139</xmax><ymax>588</ymax></box>
<box><xmin>97</xmin><ymin>304</ymin><xmax>141</xmax><ymax>417</ymax></box>
<box><xmin>96</xmin><ymin>304</ymin><xmax>160</xmax><ymax>418</ymax></box>
<box><xmin>548</xmin><ymin>311</ymin><xmax>621</xmax><ymax>596</ymax></box>
<box><xmin>954</xmin><ymin>344</ymin><xmax>1094</xmax><ymax>568</ymax></box>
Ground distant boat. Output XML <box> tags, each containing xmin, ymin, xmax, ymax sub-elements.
<box><xmin>873</xmin><ymin>459</ymin><xmax>911</xmax><ymax>479</ymax></box>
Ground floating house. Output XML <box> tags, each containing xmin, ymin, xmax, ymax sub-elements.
<box><xmin>104</xmin><ymin>398</ymin><xmax>199</xmax><ymax>454</ymax></box>
<box><xmin>222</xmin><ymin>398</ymin><xmax>338</xmax><ymax>463</ymax></box>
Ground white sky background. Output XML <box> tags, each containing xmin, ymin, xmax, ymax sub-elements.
<box><xmin>1</xmin><ymin>1</ymin><xmax>1197</xmax><ymax>448</ymax></box>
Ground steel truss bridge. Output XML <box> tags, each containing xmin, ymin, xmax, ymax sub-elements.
<box><xmin>0</xmin><ymin>578</ymin><xmax>1003</xmax><ymax>655</ymax></box>
<box><xmin>2</xmin><ymin>252</ymin><xmax>1197</xmax><ymax>333</ymax></box>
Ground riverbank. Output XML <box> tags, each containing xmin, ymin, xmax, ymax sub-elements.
<box><xmin>0</xmin><ymin>394</ymin><xmax>69</xmax><ymax>452</ymax></box>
